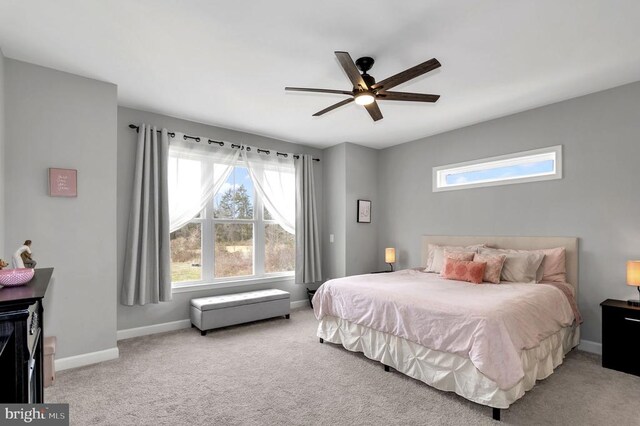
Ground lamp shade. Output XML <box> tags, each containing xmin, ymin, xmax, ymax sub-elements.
<box><xmin>627</xmin><ymin>261</ymin><xmax>640</xmax><ymax>286</ymax></box>
<box><xmin>355</xmin><ymin>91</ymin><xmax>375</xmax><ymax>106</ymax></box>
<box><xmin>385</xmin><ymin>248</ymin><xmax>396</xmax><ymax>264</ymax></box>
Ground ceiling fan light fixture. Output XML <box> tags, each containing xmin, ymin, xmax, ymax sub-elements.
<box><xmin>354</xmin><ymin>91</ymin><xmax>375</xmax><ymax>106</ymax></box>
<box><xmin>286</xmin><ymin>52</ymin><xmax>441</xmax><ymax>121</ymax></box>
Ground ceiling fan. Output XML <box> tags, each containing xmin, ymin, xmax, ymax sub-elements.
<box><xmin>285</xmin><ymin>51</ymin><xmax>441</xmax><ymax>122</ymax></box>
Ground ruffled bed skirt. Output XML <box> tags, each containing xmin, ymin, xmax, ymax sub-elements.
<box><xmin>317</xmin><ymin>316</ymin><xmax>579</xmax><ymax>409</ymax></box>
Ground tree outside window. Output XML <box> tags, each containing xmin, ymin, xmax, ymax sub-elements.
<box><xmin>170</xmin><ymin>166</ymin><xmax>294</xmax><ymax>284</ymax></box>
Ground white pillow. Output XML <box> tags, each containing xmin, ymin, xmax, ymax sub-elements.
<box><xmin>479</xmin><ymin>248</ymin><xmax>545</xmax><ymax>283</ymax></box>
<box><xmin>426</xmin><ymin>244</ymin><xmax>485</xmax><ymax>273</ymax></box>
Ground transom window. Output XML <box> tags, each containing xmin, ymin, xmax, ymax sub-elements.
<box><xmin>433</xmin><ymin>145</ymin><xmax>562</xmax><ymax>192</ymax></box>
<box><xmin>170</xmin><ymin>166</ymin><xmax>295</xmax><ymax>285</ymax></box>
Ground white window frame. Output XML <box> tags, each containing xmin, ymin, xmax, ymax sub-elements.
<box><xmin>171</xmin><ymin>165</ymin><xmax>294</xmax><ymax>293</ymax></box>
<box><xmin>432</xmin><ymin>145</ymin><xmax>562</xmax><ymax>192</ymax></box>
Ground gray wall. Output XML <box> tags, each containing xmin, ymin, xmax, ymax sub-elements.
<box><xmin>0</xmin><ymin>48</ymin><xmax>5</xmax><ymax>253</ymax></box>
<box><xmin>4</xmin><ymin>59</ymin><xmax>118</xmax><ymax>358</ymax></box>
<box><xmin>117</xmin><ymin>107</ymin><xmax>323</xmax><ymax>331</ymax></box>
<box><xmin>377</xmin><ymin>81</ymin><xmax>640</xmax><ymax>344</ymax></box>
<box><xmin>322</xmin><ymin>142</ymin><xmax>379</xmax><ymax>279</ymax></box>
<box><xmin>322</xmin><ymin>143</ymin><xmax>346</xmax><ymax>280</ymax></box>
<box><xmin>344</xmin><ymin>143</ymin><xmax>379</xmax><ymax>276</ymax></box>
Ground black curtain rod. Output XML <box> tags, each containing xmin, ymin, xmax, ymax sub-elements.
<box><xmin>128</xmin><ymin>124</ymin><xmax>320</xmax><ymax>162</ymax></box>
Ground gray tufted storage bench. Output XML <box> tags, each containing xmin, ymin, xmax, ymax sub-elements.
<box><xmin>190</xmin><ymin>289</ymin><xmax>290</xmax><ymax>336</ymax></box>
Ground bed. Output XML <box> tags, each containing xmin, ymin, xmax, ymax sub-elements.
<box><xmin>313</xmin><ymin>236</ymin><xmax>580</xmax><ymax>421</ymax></box>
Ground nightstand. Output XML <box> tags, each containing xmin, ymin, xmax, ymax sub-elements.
<box><xmin>601</xmin><ymin>299</ymin><xmax>640</xmax><ymax>377</ymax></box>
<box><xmin>307</xmin><ymin>288</ymin><xmax>316</xmax><ymax>309</ymax></box>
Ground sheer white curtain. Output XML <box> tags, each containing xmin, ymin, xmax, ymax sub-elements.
<box><xmin>242</xmin><ymin>150</ymin><xmax>295</xmax><ymax>234</ymax></box>
<box><xmin>168</xmin><ymin>136</ymin><xmax>240</xmax><ymax>232</ymax></box>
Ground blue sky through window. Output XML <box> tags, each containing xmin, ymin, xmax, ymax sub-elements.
<box><xmin>214</xmin><ymin>166</ymin><xmax>255</xmax><ymax>212</ymax></box>
<box><xmin>445</xmin><ymin>159</ymin><xmax>554</xmax><ymax>185</ymax></box>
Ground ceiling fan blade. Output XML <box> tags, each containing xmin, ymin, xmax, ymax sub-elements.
<box><xmin>371</xmin><ymin>58</ymin><xmax>441</xmax><ymax>91</ymax></box>
<box><xmin>312</xmin><ymin>98</ymin><xmax>354</xmax><ymax>116</ymax></box>
<box><xmin>285</xmin><ymin>87</ymin><xmax>353</xmax><ymax>96</ymax></box>
<box><xmin>376</xmin><ymin>91</ymin><xmax>440</xmax><ymax>103</ymax></box>
<box><xmin>364</xmin><ymin>100</ymin><xmax>383</xmax><ymax>121</ymax></box>
<box><xmin>335</xmin><ymin>51</ymin><xmax>368</xmax><ymax>90</ymax></box>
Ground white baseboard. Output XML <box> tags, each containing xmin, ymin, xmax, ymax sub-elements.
<box><xmin>290</xmin><ymin>299</ymin><xmax>310</xmax><ymax>309</ymax></box>
<box><xmin>117</xmin><ymin>319</ymin><xmax>192</xmax><ymax>341</ymax></box>
<box><xmin>117</xmin><ymin>299</ymin><xmax>310</xmax><ymax>341</ymax></box>
<box><xmin>578</xmin><ymin>339</ymin><xmax>602</xmax><ymax>355</ymax></box>
<box><xmin>55</xmin><ymin>347</ymin><xmax>119</xmax><ymax>372</ymax></box>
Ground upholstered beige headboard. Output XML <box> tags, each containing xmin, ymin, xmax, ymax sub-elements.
<box><xmin>421</xmin><ymin>236</ymin><xmax>579</xmax><ymax>294</ymax></box>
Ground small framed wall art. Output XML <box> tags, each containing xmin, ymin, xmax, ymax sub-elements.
<box><xmin>357</xmin><ymin>199</ymin><xmax>371</xmax><ymax>223</ymax></box>
<box><xmin>49</xmin><ymin>168</ymin><xmax>78</xmax><ymax>197</ymax></box>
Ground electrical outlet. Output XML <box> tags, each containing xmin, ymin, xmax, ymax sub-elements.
<box><xmin>330</xmin><ymin>234</ymin><xmax>334</xmax><ymax>243</ymax></box>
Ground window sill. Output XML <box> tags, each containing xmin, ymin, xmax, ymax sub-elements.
<box><xmin>172</xmin><ymin>274</ymin><xmax>295</xmax><ymax>294</ymax></box>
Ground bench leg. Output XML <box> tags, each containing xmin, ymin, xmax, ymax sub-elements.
<box><xmin>319</xmin><ymin>337</ymin><xmax>324</xmax><ymax>344</ymax></box>
<box><xmin>285</xmin><ymin>314</ymin><xmax>290</xmax><ymax>319</ymax></box>
<box><xmin>492</xmin><ymin>408</ymin><xmax>500</xmax><ymax>421</ymax></box>
<box><xmin>201</xmin><ymin>330</ymin><xmax>207</xmax><ymax>336</ymax></box>
<box><xmin>384</xmin><ymin>365</ymin><xmax>390</xmax><ymax>372</ymax></box>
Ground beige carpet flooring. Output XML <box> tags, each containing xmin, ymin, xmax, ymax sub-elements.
<box><xmin>46</xmin><ymin>307</ymin><xmax>640</xmax><ymax>426</ymax></box>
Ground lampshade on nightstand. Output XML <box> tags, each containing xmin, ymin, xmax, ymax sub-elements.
<box><xmin>385</xmin><ymin>248</ymin><xmax>396</xmax><ymax>271</ymax></box>
<box><xmin>626</xmin><ymin>261</ymin><xmax>640</xmax><ymax>306</ymax></box>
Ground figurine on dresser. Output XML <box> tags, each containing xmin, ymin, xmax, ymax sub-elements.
<box><xmin>12</xmin><ymin>239</ymin><xmax>37</xmax><ymax>269</ymax></box>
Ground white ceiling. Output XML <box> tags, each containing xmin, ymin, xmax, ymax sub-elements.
<box><xmin>1</xmin><ymin>1</ymin><xmax>639</xmax><ymax>149</ymax></box>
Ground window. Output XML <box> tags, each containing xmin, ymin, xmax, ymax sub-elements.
<box><xmin>433</xmin><ymin>145</ymin><xmax>562</xmax><ymax>192</ymax></box>
<box><xmin>170</xmin><ymin>166</ymin><xmax>295</xmax><ymax>286</ymax></box>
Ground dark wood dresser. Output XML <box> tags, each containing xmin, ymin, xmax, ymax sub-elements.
<box><xmin>0</xmin><ymin>268</ymin><xmax>53</xmax><ymax>403</ymax></box>
<box><xmin>601</xmin><ymin>298</ymin><xmax>640</xmax><ymax>377</ymax></box>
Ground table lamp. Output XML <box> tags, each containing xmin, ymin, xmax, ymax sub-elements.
<box><xmin>627</xmin><ymin>260</ymin><xmax>640</xmax><ymax>307</ymax></box>
<box><xmin>385</xmin><ymin>248</ymin><xmax>396</xmax><ymax>272</ymax></box>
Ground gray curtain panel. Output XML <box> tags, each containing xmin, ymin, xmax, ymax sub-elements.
<box><xmin>295</xmin><ymin>155</ymin><xmax>322</xmax><ymax>284</ymax></box>
<box><xmin>122</xmin><ymin>124</ymin><xmax>172</xmax><ymax>305</ymax></box>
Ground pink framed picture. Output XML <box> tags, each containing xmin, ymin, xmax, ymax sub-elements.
<box><xmin>49</xmin><ymin>168</ymin><xmax>77</xmax><ymax>197</ymax></box>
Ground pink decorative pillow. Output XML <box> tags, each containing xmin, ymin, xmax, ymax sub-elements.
<box><xmin>473</xmin><ymin>253</ymin><xmax>507</xmax><ymax>284</ymax></box>
<box><xmin>440</xmin><ymin>251</ymin><xmax>476</xmax><ymax>278</ymax></box>
<box><xmin>536</xmin><ymin>247</ymin><xmax>566</xmax><ymax>283</ymax></box>
<box><xmin>479</xmin><ymin>248</ymin><xmax>544</xmax><ymax>283</ymax></box>
<box><xmin>442</xmin><ymin>258</ymin><xmax>487</xmax><ymax>284</ymax></box>
<box><xmin>443</xmin><ymin>250</ymin><xmax>475</xmax><ymax>262</ymax></box>
<box><xmin>425</xmin><ymin>244</ymin><xmax>486</xmax><ymax>273</ymax></box>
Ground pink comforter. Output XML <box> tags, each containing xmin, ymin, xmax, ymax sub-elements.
<box><xmin>313</xmin><ymin>269</ymin><xmax>579</xmax><ymax>390</ymax></box>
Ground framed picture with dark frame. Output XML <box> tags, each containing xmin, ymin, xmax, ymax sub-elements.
<box><xmin>357</xmin><ymin>199</ymin><xmax>371</xmax><ymax>223</ymax></box>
